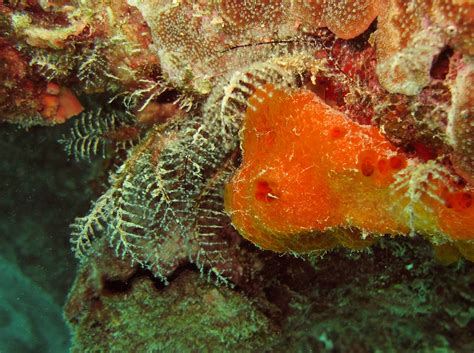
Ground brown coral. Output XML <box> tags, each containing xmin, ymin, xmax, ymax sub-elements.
<box><xmin>446</xmin><ymin>55</ymin><xmax>474</xmax><ymax>183</ymax></box>
<box><xmin>0</xmin><ymin>38</ymin><xmax>44</xmax><ymax>124</ymax></box>
<box><xmin>375</xmin><ymin>0</ymin><xmax>474</xmax><ymax>95</ymax></box>
<box><xmin>127</xmin><ymin>0</ymin><xmax>294</xmax><ymax>93</ymax></box>
<box><xmin>127</xmin><ymin>0</ymin><xmax>382</xmax><ymax>95</ymax></box>
<box><xmin>318</xmin><ymin>0</ymin><xmax>380</xmax><ymax>40</ymax></box>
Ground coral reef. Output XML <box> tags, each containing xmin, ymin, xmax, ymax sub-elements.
<box><xmin>1</xmin><ymin>0</ymin><xmax>474</xmax><ymax>351</ymax></box>
<box><xmin>0</xmin><ymin>0</ymin><xmax>159</xmax><ymax>124</ymax></box>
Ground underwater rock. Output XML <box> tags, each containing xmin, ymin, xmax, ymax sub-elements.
<box><xmin>64</xmin><ymin>232</ymin><xmax>474</xmax><ymax>352</ymax></box>
<box><xmin>64</xmin><ymin>238</ymin><xmax>278</xmax><ymax>353</ymax></box>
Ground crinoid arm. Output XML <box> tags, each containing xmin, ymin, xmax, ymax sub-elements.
<box><xmin>390</xmin><ymin>159</ymin><xmax>459</xmax><ymax>237</ymax></box>
<box><xmin>68</xmin><ymin>47</ymin><xmax>327</xmax><ymax>285</ymax></box>
<box><xmin>209</xmin><ymin>51</ymin><xmax>320</xmax><ymax>128</ymax></box>
<box><xmin>59</xmin><ymin>108</ymin><xmax>138</xmax><ymax>162</ymax></box>
<box><xmin>29</xmin><ymin>49</ymin><xmax>76</xmax><ymax>82</ymax></box>
<box><xmin>70</xmin><ymin>187</ymin><xmax>118</xmax><ymax>260</ymax></box>
<box><xmin>194</xmin><ymin>156</ymin><xmax>239</xmax><ymax>286</ymax></box>
<box><xmin>69</xmin><ymin>110</ymin><xmax>239</xmax><ymax>282</ymax></box>
<box><xmin>77</xmin><ymin>41</ymin><xmax>112</xmax><ymax>92</ymax></box>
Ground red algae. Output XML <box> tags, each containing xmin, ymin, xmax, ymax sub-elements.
<box><xmin>224</xmin><ymin>86</ymin><xmax>474</xmax><ymax>257</ymax></box>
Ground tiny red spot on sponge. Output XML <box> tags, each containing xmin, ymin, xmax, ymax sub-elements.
<box><xmin>389</xmin><ymin>156</ymin><xmax>406</xmax><ymax>170</ymax></box>
<box><xmin>330</xmin><ymin>126</ymin><xmax>347</xmax><ymax>139</ymax></box>
<box><xmin>360</xmin><ymin>159</ymin><xmax>375</xmax><ymax>177</ymax></box>
<box><xmin>444</xmin><ymin>192</ymin><xmax>473</xmax><ymax>211</ymax></box>
<box><xmin>255</xmin><ymin>180</ymin><xmax>278</xmax><ymax>203</ymax></box>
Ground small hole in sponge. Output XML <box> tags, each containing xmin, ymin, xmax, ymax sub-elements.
<box><xmin>444</xmin><ymin>192</ymin><xmax>473</xmax><ymax>210</ymax></box>
<box><xmin>389</xmin><ymin>156</ymin><xmax>406</xmax><ymax>170</ymax></box>
<box><xmin>456</xmin><ymin>192</ymin><xmax>472</xmax><ymax>209</ymax></box>
<box><xmin>360</xmin><ymin>159</ymin><xmax>375</xmax><ymax>177</ymax></box>
<box><xmin>430</xmin><ymin>46</ymin><xmax>453</xmax><ymax>80</ymax></box>
<box><xmin>330</xmin><ymin>126</ymin><xmax>347</xmax><ymax>139</ymax></box>
<box><xmin>255</xmin><ymin>180</ymin><xmax>278</xmax><ymax>202</ymax></box>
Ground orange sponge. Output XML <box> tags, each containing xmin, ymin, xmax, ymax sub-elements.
<box><xmin>40</xmin><ymin>83</ymin><xmax>83</xmax><ymax>124</ymax></box>
<box><xmin>224</xmin><ymin>86</ymin><xmax>474</xmax><ymax>258</ymax></box>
